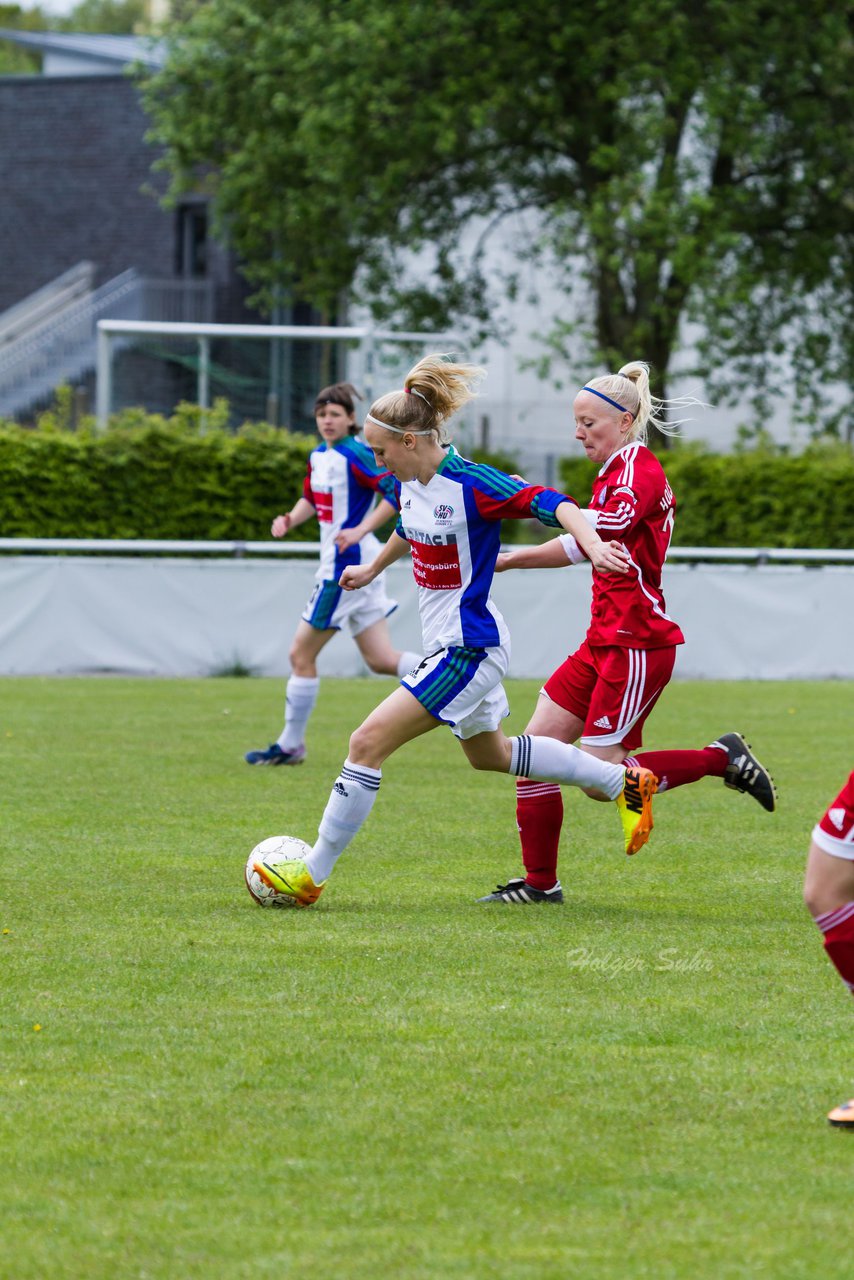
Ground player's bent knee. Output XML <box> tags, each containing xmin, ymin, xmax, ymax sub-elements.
<box><xmin>348</xmin><ymin>724</ymin><xmax>371</xmax><ymax>759</ymax></box>
<box><xmin>347</xmin><ymin>721</ymin><xmax>388</xmax><ymax>767</ymax></box>
<box><xmin>289</xmin><ymin>644</ymin><xmax>312</xmax><ymax>676</ymax></box>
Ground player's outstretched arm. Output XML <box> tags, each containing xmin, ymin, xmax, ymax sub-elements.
<box><xmin>339</xmin><ymin>530</ymin><xmax>411</xmax><ymax>591</ymax></box>
<box><xmin>495</xmin><ymin>540</ymin><xmax>574</xmax><ymax>573</ymax></box>
<box><xmin>271</xmin><ymin>497</ymin><xmax>316</xmax><ymax>538</ymax></box>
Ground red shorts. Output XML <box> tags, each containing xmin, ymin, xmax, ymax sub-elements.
<box><xmin>542</xmin><ymin>640</ymin><xmax>676</xmax><ymax>751</ymax></box>
<box><xmin>813</xmin><ymin>771</ymin><xmax>854</xmax><ymax>860</ymax></box>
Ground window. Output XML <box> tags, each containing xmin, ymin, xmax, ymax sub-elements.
<box><xmin>176</xmin><ymin>203</ymin><xmax>208</xmax><ymax>278</ymax></box>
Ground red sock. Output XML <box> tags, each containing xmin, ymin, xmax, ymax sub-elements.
<box><xmin>626</xmin><ymin>747</ymin><xmax>727</xmax><ymax>793</ymax></box>
<box><xmin>815</xmin><ymin>903</ymin><xmax>854</xmax><ymax>995</ymax></box>
<box><xmin>516</xmin><ymin>780</ymin><xmax>563</xmax><ymax>890</ymax></box>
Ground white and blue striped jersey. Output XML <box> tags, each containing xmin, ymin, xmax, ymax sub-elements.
<box><xmin>393</xmin><ymin>450</ymin><xmax>573</xmax><ymax>654</ymax></box>
<box><xmin>302</xmin><ymin>436</ymin><xmax>396</xmax><ymax>583</ymax></box>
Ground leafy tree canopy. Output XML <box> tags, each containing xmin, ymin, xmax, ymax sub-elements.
<box><xmin>142</xmin><ymin>0</ymin><xmax>854</xmax><ymax>433</ymax></box>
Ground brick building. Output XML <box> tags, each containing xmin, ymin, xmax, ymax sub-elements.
<box><xmin>0</xmin><ymin>31</ymin><xmax>321</xmax><ymax>427</ymax></box>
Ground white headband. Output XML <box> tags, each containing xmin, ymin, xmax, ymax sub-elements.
<box><xmin>365</xmin><ymin>413</ymin><xmax>435</xmax><ymax>436</ymax></box>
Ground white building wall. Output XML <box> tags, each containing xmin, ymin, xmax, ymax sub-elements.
<box><xmin>352</xmin><ymin>214</ymin><xmax>819</xmax><ymax>484</ymax></box>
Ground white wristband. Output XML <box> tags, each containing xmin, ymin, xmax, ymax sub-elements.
<box><xmin>558</xmin><ymin>534</ymin><xmax>587</xmax><ymax>565</ymax></box>
<box><xmin>559</xmin><ymin>507</ymin><xmax>598</xmax><ymax>564</ymax></box>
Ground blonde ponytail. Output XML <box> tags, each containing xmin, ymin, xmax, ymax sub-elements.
<box><xmin>586</xmin><ymin>361</ymin><xmax>703</xmax><ymax>444</ymax></box>
<box><xmin>367</xmin><ymin>353</ymin><xmax>484</xmax><ymax>445</ymax></box>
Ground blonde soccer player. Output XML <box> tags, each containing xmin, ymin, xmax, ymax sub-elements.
<box><xmin>252</xmin><ymin>355</ymin><xmax>658</xmax><ymax>907</ymax></box>
<box><xmin>479</xmin><ymin>362</ymin><xmax>775</xmax><ymax>904</ymax></box>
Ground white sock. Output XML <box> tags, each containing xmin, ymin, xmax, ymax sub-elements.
<box><xmin>305</xmin><ymin>759</ymin><xmax>382</xmax><ymax>882</ymax></box>
<box><xmin>278</xmin><ymin>675</ymin><xmax>319</xmax><ymax>751</ymax></box>
<box><xmin>396</xmin><ymin>650</ymin><xmax>421</xmax><ymax>678</ymax></box>
<box><xmin>509</xmin><ymin>735</ymin><xmax>625</xmax><ymax>800</ymax></box>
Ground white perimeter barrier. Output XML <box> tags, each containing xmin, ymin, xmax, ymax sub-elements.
<box><xmin>0</xmin><ymin>548</ymin><xmax>851</xmax><ymax>679</ymax></box>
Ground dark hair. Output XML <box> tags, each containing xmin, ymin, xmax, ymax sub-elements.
<box><xmin>314</xmin><ymin>382</ymin><xmax>362</xmax><ymax>433</ymax></box>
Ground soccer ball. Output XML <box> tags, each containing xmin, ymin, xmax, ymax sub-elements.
<box><xmin>244</xmin><ymin>835</ymin><xmax>313</xmax><ymax>908</ymax></box>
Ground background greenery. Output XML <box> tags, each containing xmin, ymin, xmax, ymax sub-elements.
<box><xmin>142</xmin><ymin>0</ymin><xmax>854</xmax><ymax>436</ymax></box>
<box><xmin>559</xmin><ymin>441</ymin><xmax>854</xmax><ymax>549</ymax></box>
<box><xmin>0</xmin><ymin>0</ymin><xmax>145</xmax><ymax>75</ymax></box>
<box><xmin>1</xmin><ymin>400</ymin><xmax>851</xmax><ymax>546</ymax></box>
<box><xmin>1</xmin><ymin>676</ymin><xmax>851</xmax><ymax>1278</ymax></box>
<box><xmin>0</xmin><ymin>400</ymin><xmax>318</xmax><ymax>542</ymax></box>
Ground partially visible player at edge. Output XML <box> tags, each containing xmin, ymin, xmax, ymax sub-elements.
<box><xmin>253</xmin><ymin>354</ymin><xmax>659</xmax><ymax>907</ymax></box>
<box><xmin>244</xmin><ymin>381</ymin><xmax>420</xmax><ymax>768</ymax></box>
<box><xmin>803</xmin><ymin>770</ymin><xmax>854</xmax><ymax>1128</ymax></box>
<box><xmin>478</xmin><ymin>360</ymin><xmax>776</xmax><ymax>905</ymax></box>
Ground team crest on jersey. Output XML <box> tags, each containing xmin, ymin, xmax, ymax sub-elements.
<box><xmin>433</xmin><ymin>503</ymin><xmax>454</xmax><ymax>523</ymax></box>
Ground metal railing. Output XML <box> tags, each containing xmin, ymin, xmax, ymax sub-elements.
<box><xmin>95</xmin><ymin>319</ymin><xmax>464</xmax><ymax>428</ymax></box>
<box><xmin>666</xmin><ymin>546</ymin><xmax>854</xmax><ymax>564</ymax></box>
<box><xmin>0</xmin><ymin>538</ymin><xmax>851</xmax><ymax>564</ymax></box>
<box><xmin>0</xmin><ymin>273</ymin><xmax>214</xmax><ymax>420</ymax></box>
<box><xmin>0</xmin><ymin>261</ymin><xmax>95</xmax><ymax>347</ymax></box>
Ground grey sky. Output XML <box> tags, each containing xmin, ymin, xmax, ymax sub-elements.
<box><xmin>22</xmin><ymin>1</ymin><xmax>80</xmax><ymax>16</ymax></box>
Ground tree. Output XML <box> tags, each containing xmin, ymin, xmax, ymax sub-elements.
<box><xmin>58</xmin><ymin>0</ymin><xmax>146</xmax><ymax>34</ymax></box>
<box><xmin>0</xmin><ymin>5</ymin><xmax>49</xmax><ymax>73</ymax></box>
<box><xmin>0</xmin><ymin>0</ymin><xmax>145</xmax><ymax>74</ymax></box>
<box><xmin>142</xmin><ymin>0</ymin><xmax>854</xmax><ymax>434</ymax></box>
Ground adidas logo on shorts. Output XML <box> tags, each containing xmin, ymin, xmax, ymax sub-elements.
<box><xmin>593</xmin><ymin>715</ymin><xmax>613</xmax><ymax>729</ymax></box>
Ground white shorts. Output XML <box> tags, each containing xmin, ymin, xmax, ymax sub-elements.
<box><xmin>402</xmin><ymin>642</ymin><xmax>510</xmax><ymax>740</ymax></box>
<box><xmin>302</xmin><ymin>574</ymin><xmax>396</xmax><ymax>636</ymax></box>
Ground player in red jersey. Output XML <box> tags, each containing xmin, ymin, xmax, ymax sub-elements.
<box><xmin>803</xmin><ymin>771</ymin><xmax>854</xmax><ymax>1127</ymax></box>
<box><xmin>479</xmin><ymin>360</ymin><xmax>776</xmax><ymax>905</ymax></box>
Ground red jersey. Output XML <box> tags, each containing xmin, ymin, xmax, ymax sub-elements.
<box><xmin>586</xmin><ymin>442</ymin><xmax>684</xmax><ymax>649</ymax></box>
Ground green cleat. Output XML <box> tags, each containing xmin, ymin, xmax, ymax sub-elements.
<box><xmin>616</xmin><ymin>765</ymin><xmax>658</xmax><ymax>856</ymax></box>
<box><xmin>253</xmin><ymin>857</ymin><xmax>325</xmax><ymax>908</ymax></box>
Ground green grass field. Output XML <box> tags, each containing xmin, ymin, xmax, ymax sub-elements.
<box><xmin>1</xmin><ymin>676</ymin><xmax>852</xmax><ymax>1278</ymax></box>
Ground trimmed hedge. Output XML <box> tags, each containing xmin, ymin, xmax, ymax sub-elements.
<box><xmin>0</xmin><ymin>401</ymin><xmax>526</xmax><ymax>543</ymax></box>
<box><xmin>0</xmin><ymin>403</ymin><xmax>318</xmax><ymax>541</ymax></box>
<box><xmin>559</xmin><ymin>442</ymin><xmax>854</xmax><ymax>549</ymax></box>
<box><xmin>1</xmin><ymin>401</ymin><xmax>851</xmax><ymax>548</ymax></box>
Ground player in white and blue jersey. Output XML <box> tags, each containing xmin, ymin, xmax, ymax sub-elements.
<box><xmin>244</xmin><ymin>382</ymin><xmax>420</xmax><ymax>767</ymax></box>
<box><xmin>251</xmin><ymin>356</ymin><xmax>659</xmax><ymax>908</ymax></box>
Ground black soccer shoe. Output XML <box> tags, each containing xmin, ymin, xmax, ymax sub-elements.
<box><xmin>477</xmin><ymin>877</ymin><xmax>564</xmax><ymax>904</ymax></box>
<box><xmin>712</xmin><ymin>732</ymin><xmax>777</xmax><ymax>812</ymax></box>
